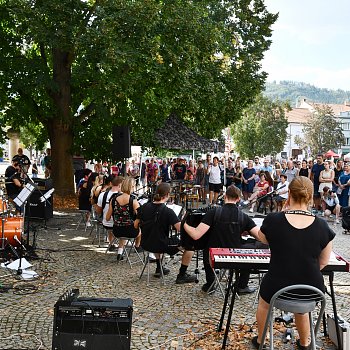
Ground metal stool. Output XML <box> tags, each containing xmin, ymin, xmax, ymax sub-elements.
<box><xmin>259</xmin><ymin>284</ymin><xmax>326</xmax><ymax>350</ymax></box>
<box><xmin>139</xmin><ymin>252</ymin><xmax>165</xmax><ymax>285</ymax></box>
<box><xmin>105</xmin><ymin>236</ymin><xmax>144</xmax><ymax>267</ymax></box>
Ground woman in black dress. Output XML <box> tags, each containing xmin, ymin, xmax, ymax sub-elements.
<box><xmin>252</xmin><ymin>176</ymin><xmax>334</xmax><ymax>350</ymax></box>
<box><xmin>297</xmin><ymin>159</ymin><xmax>310</xmax><ymax>178</ymax></box>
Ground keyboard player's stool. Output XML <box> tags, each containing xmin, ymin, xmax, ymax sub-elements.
<box><xmin>258</xmin><ymin>284</ymin><xmax>326</xmax><ymax>350</ymax></box>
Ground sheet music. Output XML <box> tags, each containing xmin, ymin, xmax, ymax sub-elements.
<box><xmin>166</xmin><ymin>203</ymin><xmax>183</xmax><ymax>217</ymax></box>
<box><xmin>252</xmin><ymin>217</ymin><xmax>264</xmax><ymax>228</ymax></box>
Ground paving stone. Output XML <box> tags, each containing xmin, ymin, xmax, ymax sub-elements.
<box><xmin>0</xmin><ymin>211</ymin><xmax>349</xmax><ymax>349</ymax></box>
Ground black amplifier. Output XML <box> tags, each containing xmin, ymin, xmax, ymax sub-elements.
<box><xmin>52</xmin><ymin>292</ymin><xmax>133</xmax><ymax>350</ymax></box>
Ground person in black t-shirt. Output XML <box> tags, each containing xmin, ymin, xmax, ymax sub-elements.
<box><xmin>5</xmin><ymin>159</ymin><xmax>23</xmax><ymax>213</ymax></box>
<box><xmin>135</xmin><ymin>182</ymin><xmax>196</xmax><ymax>284</ymax></box>
<box><xmin>173</xmin><ymin>158</ymin><xmax>187</xmax><ymax>180</ymax></box>
<box><xmin>14</xmin><ymin>148</ymin><xmax>31</xmax><ymax>173</ymax></box>
<box><xmin>184</xmin><ymin>185</ymin><xmax>262</xmax><ymax>294</ymax></box>
<box><xmin>252</xmin><ymin>176</ymin><xmax>334</xmax><ymax>350</ymax></box>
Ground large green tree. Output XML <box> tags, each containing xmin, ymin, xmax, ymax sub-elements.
<box><xmin>232</xmin><ymin>94</ymin><xmax>290</xmax><ymax>159</ymax></box>
<box><xmin>295</xmin><ymin>104</ymin><xmax>345</xmax><ymax>156</ymax></box>
<box><xmin>0</xmin><ymin>0</ymin><xmax>277</xmax><ymax>195</ymax></box>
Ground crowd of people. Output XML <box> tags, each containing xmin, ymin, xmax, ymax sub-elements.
<box><xmin>79</xmin><ymin>153</ymin><xmax>350</xmax><ymax>223</ymax></box>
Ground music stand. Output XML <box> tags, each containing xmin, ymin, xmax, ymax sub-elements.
<box><xmin>13</xmin><ymin>183</ymin><xmax>35</xmax><ymax>275</ymax></box>
<box><xmin>39</xmin><ymin>188</ymin><xmax>55</xmax><ymax>230</ymax></box>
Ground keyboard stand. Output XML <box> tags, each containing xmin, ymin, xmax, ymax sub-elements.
<box><xmin>322</xmin><ymin>271</ymin><xmax>343</xmax><ymax>350</ymax></box>
<box><xmin>217</xmin><ymin>269</ymin><xmax>240</xmax><ymax>349</ymax></box>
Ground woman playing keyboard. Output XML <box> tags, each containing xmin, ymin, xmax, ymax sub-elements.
<box><xmin>252</xmin><ymin>176</ymin><xmax>335</xmax><ymax>350</ymax></box>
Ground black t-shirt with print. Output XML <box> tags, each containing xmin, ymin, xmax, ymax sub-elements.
<box><xmin>173</xmin><ymin>164</ymin><xmax>186</xmax><ymax>180</ymax></box>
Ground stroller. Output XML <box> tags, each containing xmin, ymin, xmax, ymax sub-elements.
<box><xmin>341</xmin><ymin>206</ymin><xmax>350</xmax><ymax>234</ymax></box>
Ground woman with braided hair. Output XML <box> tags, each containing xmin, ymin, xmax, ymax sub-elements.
<box><xmin>252</xmin><ymin>176</ymin><xmax>335</xmax><ymax>350</ymax></box>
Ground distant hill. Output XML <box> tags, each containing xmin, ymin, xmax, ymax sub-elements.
<box><xmin>264</xmin><ymin>81</ymin><xmax>350</xmax><ymax>107</ymax></box>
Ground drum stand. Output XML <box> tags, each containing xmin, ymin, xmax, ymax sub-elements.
<box><xmin>0</xmin><ymin>216</ymin><xmax>19</xmax><ymax>261</ymax></box>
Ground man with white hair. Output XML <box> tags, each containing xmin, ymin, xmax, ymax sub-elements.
<box><xmin>284</xmin><ymin>160</ymin><xmax>297</xmax><ymax>183</ymax></box>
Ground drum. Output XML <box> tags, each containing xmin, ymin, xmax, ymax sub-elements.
<box><xmin>0</xmin><ymin>198</ymin><xmax>7</xmax><ymax>214</ymax></box>
<box><xmin>1</xmin><ymin>217</ymin><xmax>23</xmax><ymax>247</ymax></box>
<box><xmin>180</xmin><ymin>210</ymin><xmax>212</xmax><ymax>250</ymax></box>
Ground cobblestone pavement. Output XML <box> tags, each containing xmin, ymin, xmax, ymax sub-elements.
<box><xmin>0</xmin><ymin>210</ymin><xmax>349</xmax><ymax>349</ymax></box>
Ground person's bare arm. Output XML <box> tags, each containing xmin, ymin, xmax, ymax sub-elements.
<box><xmin>184</xmin><ymin>222</ymin><xmax>210</xmax><ymax>240</ymax></box>
<box><xmin>13</xmin><ymin>178</ymin><xmax>22</xmax><ymax>188</ymax></box>
<box><xmin>254</xmin><ymin>228</ymin><xmax>268</xmax><ymax>245</ymax></box>
<box><xmin>106</xmin><ymin>202</ymin><xmax>113</xmax><ymax>221</ymax></box>
<box><xmin>319</xmin><ymin>241</ymin><xmax>333</xmax><ymax>270</ymax></box>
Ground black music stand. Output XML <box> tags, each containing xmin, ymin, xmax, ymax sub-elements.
<box><xmin>13</xmin><ymin>182</ymin><xmax>35</xmax><ymax>275</ymax></box>
<box><xmin>39</xmin><ymin>188</ymin><xmax>55</xmax><ymax>230</ymax></box>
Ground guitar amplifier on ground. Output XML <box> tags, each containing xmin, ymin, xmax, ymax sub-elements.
<box><xmin>25</xmin><ymin>189</ymin><xmax>53</xmax><ymax>220</ymax></box>
<box><xmin>327</xmin><ymin>314</ymin><xmax>350</xmax><ymax>349</ymax></box>
<box><xmin>52</xmin><ymin>290</ymin><xmax>133</xmax><ymax>350</ymax></box>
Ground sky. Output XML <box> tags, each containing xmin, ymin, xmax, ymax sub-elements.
<box><xmin>262</xmin><ymin>0</ymin><xmax>350</xmax><ymax>91</ymax></box>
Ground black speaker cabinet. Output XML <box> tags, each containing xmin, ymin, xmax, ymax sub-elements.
<box><xmin>112</xmin><ymin>126</ymin><xmax>131</xmax><ymax>160</ymax></box>
<box><xmin>25</xmin><ymin>189</ymin><xmax>53</xmax><ymax>220</ymax></box>
<box><xmin>52</xmin><ymin>297</ymin><xmax>133</xmax><ymax>350</ymax></box>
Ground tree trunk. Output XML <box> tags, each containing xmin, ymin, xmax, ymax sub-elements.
<box><xmin>49</xmin><ymin>119</ymin><xmax>75</xmax><ymax>196</ymax></box>
<box><xmin>47</xmin><ymin>48</ymin><xmax>75</xmax><ymax>197</ymax></box>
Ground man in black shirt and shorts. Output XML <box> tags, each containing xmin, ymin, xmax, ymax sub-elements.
<box><xmin>184</xmin><ymin>185</ymin><xmax>261</xmax><ymax>293</ymax></box>
<box><xmin>136</xmin><ymin>182</ymin><xmax>196</xmax><ymax>284</ymax></box>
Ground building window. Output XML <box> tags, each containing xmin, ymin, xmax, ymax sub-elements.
<box><xmin>346</xmin><ymin>138</ymin><xmax>350</xmax><ymax>146</ymax></box>
<box><xmin>343</xmin><ymin>123</ymin><xmax>350</xmax><ymax>130</ymax></box>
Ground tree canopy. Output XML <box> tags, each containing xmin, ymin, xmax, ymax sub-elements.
<box><xmin>0</xmin><ymin>0</ymin><xmax>277</xmax><ymax>195</ymax></box>
<box><xmin>294</xmin><ymin>104</ymin><xmax>345</xmax><ymax>156</ymax></box>
<box><xmin>231</xmin><ymin>94</ymin><xmax>290</xmax><ymax>159</ymax></box>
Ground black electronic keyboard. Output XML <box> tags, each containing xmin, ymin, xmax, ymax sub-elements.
<box><xmin>210</xmin><ymin>248</ymin><xmax>350</xmax><ymax>273</ymax></box>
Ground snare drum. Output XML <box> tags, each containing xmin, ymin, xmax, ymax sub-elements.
<box><xmin>1</xmin><ymin>217</ymin><xmax>23</xmax><ymax>247</ymax></box>
<box><xmin>0</xmin><ymin>198</ymin><xmax>7</xmax><ymax>214</ymax></box>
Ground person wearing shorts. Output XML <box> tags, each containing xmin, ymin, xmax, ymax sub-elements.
<box><xmin>207</xmin><ymin>156</ymin><xmax>223</xmax><ymax>204</ymax></box>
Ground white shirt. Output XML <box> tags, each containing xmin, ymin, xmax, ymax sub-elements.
<box><xmin>208</xmin><ymin>164</ymin><xmax>222</xmax><ymax>184</ymax></box>
<box><xmin>277</xmin><ymin>181</ymin><xmax>289</xmax><ymax>199</ymax></box>
<box><xmin>97</xmin><ymin>189</ymin><xmax>120</xmax><ymax>227</ymax></box>
<box><xmin>322</xmin><ymin>194</ymin><xmax>339</xmax><ymax>207</ymax></box>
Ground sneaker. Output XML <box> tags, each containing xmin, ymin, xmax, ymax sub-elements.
<box><xmin>154</xmin><ymin>266</ymin><xmax>170</xmax><ymax>277</ymax></box>
<box><xmin>135</xmin><ymin>246</ymin><xmax>144</xmax><ymax>253</ymax></box>
<box><xmin>116</xmin><ymin>254</ymin><xmax>124</xmax><ymax>261</ymax></box>
<box><xmin>108</xmin><ymin>245</ymin><xmax>117</xmax><ymax>252</ymax></box>
<box><xmin>296</xmin><ymin>339</ymin><xmax>311</xmax><ymax>350</ymax></box>
<box><xmin>249</xmin><ymin>207</ymin><xmax>254</xmax><ymax>213</ymax></box>
<box><xmin>335</xmin><ymin>219</ymin><xmax>340</xmax><ymax>224</ymax></box>
<box><xmin>252</xmin><ymin>336</ymin><xmax>266</xmax><ymax>349</ymax></box>
<box><xmin>86</xmin><ymin>222</ymin><xmax>92</xmax><ymax>227</ymax></box>
<box><xmin>243</xmin><ymin>200</ymin><xmax>250</xmax><ymax>206</ymax></box>
<box><xmin>201</xmin><ymin>282</ymin><xmax>215</xmax><ymax>293</ymax></box>
<box><xmin>237</xmin><ymin>286</ymin><xmax>256</xmax><ymax>295</ymax></box>
<box><xmin>175</xmin><ymin>272</ymin><xmax>197</xmax><ymax>284</ymax></box>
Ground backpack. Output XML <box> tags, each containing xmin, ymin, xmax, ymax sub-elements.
<box><xmin>111</xmin><ymin>195</ymin><xmax>134</xmax><ymax>227</ymax></box>
<box><xmin>208</xmin><ymin>206</ymin><xmax>244</xmax><ymax>248</ymax></box>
